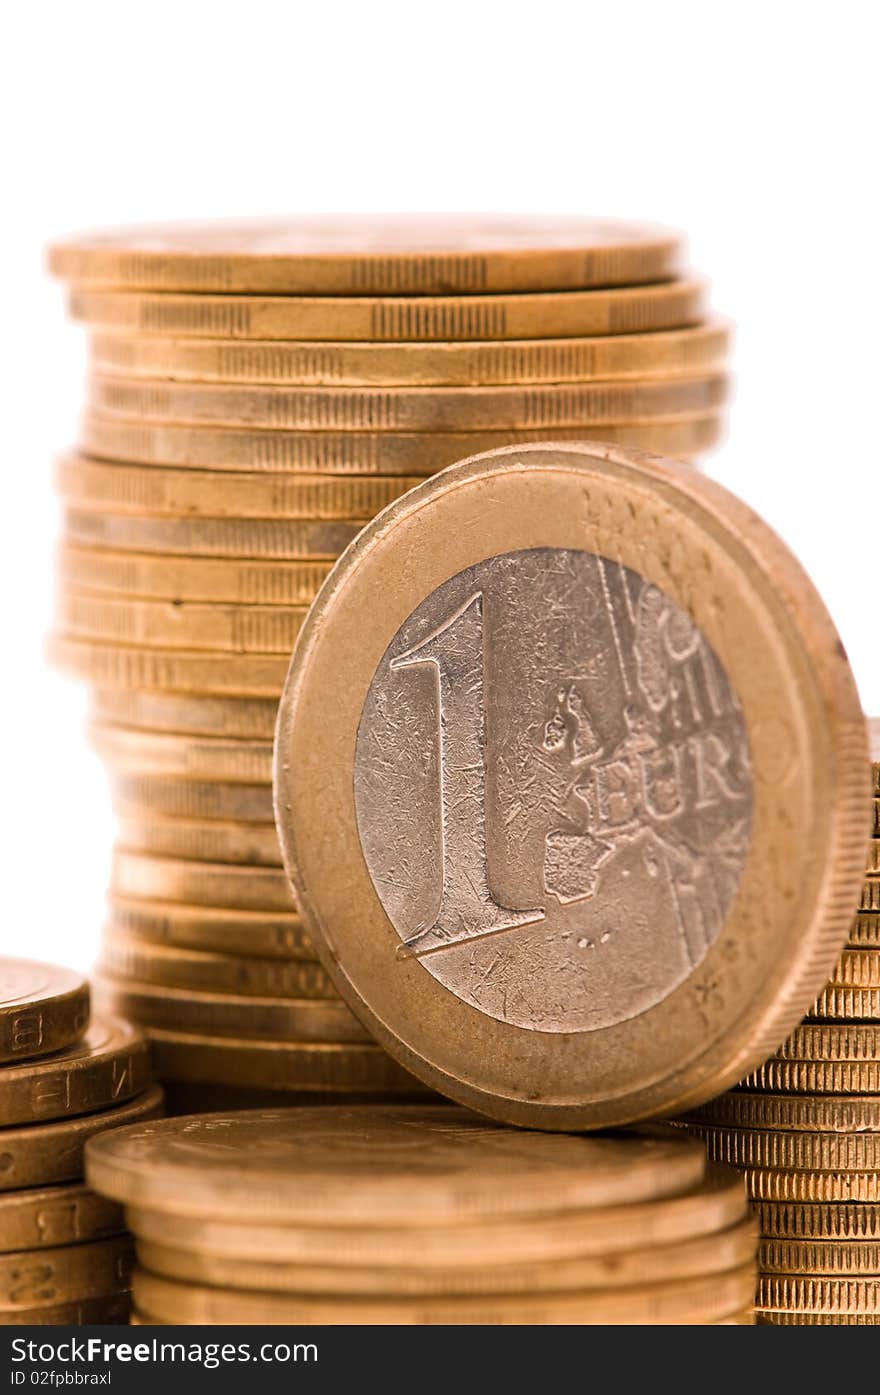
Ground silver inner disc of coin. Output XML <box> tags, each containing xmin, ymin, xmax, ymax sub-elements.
<box><xmin>355</xmin><ymin>547</ymin><xmax>753</xmax><ymax>1033</ymax></box>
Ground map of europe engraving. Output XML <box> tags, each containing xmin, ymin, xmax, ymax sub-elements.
<box><xmin>355</xmin><ymin>548</ymin><xmax>753</xmax><ymax>1033</ymax></box>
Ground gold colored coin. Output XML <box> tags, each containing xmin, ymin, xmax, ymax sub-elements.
<box><xmin>50</xmin><ymin>215</ymin><xmax>686</xmax><ymax>294</ymax></box>
<box><xmin>110</xmin><ymin>774</ymin><xmax>272</xmax><ymax>821</ymax></box>
<box><xmin>86</xmin><ymin>1105</ymin><xmax>707</xmax><ymax>1221</ymax></box>
<box><xmin>760</xmin><ymin>1237</ymin><xmax>880</xmax><ymax>1276</ymax></box>
<box><xmin>0</xmin><ymin>1183</ymin><xmax>124</xmax><ymax>1254</ymax></box>
<box><xmin>88</xmin><ymin>372</ymin><xmax>730</xmax><ymax>431</ymax></box>
<box><xmin>91</xmin><ymin>688</ymin><xmax>279</xmax><ymax>739</ymax></box>
<box><xmin>757</xmin><ymin>1275</ymin><xmax>880</xmax><ymax>1316</ymax></box>
<box><xmin>0</xmin><ymin>1294</ymin><xmax>130</xmax><ymax>1326</ymax></box>
<box><xmin>112</xmin><ymin>850</ymin><xmax>293</xmax><ymax>911</ymax></box>
<box><xmin>126</xmin><ymin>1167</ymin><xmax>747</xmax><ymax>1267</ymax></box>
<box><xmin>145</xmin><ymin>1029</ymin><xmax>424</xmax><ymax>1094</ymax></box>
<box><xmin>756</xmin><ymin>1312</ymin><xmax>879</xmax><ymax>1326</ymax></box>
<box><xmin>116</xmin><ymin>814</ymin><xmax>280</xmax><ymax>866</ymax></box>
<box><xmin>872</xmin><ymin>717</ymin><xmax>880</xmax><ymax>793</ymax></box>
<box><xmin>849</xmin><ymin>912</ymin><xmax>880</xmax><ymax>947</ymax></box>
<box><xmin>757</xmin><ymin>1201</ymin><xmax>880</xmax><ymax>1240</ymax></box>
<box><xmin>99</xmin><ymin>934</ymin><xmax>336</xmax><ymax>1000</ymax></box>
<box><xmin>273</xmin><ymin>442</ymin><xmax>868</xmax><ymax>1129</ymax></box>
<box><xmin>771</xmin><ymin>1022</ymin><xmax>880</xmax><ymax>1061</ymax></box>
<box><xmin>107</xmin><ymin>895</ymin><xmax>314</xmax><ymax>962</ymax></box>
<box><xmin>746</xmin><ymin>1171</ymin><xmax>880</xmax><ymax>1204</ymax></box>
<box><xmin>810</xmin><ymin>985</ymin><xmax>880</xmax><ymax>1020</ymax></box>
<box><xmin>828</xmin><ymin>947</ymin><xmax>880</xmax><ymax>988</ymax></box>
<box><xmin>80</xmin><ymin>412</ymin><xmax>723</xmax><ymax>473</ymax></box>
<box><xmin>92</xmin><ymin>976</ymin><xmax>365</xmax><ymax>1043</ymax></box>
<box><xmin>0</xmin><ymin>1018</ymin><xmax>150</xmax><ymax>1126</ymax></box>
<box><xmin>92</xmin><ymin>724</ymin><xmax>272</xmax><ymax>781</ymax></box>
<box><xmin>62</xmin><ymin>507</ymin><xmax>361</xmax><ymax>558</ymax></box>
<box><xmin>0</xmin><ymin>959</ymin><xmax>89</xmax><ymax>1064</ymax></box>
<box><xmin>859</xmin><ymin>881</ymin><xmax>880</xmax><ymax>912</ymax></box>
<box><xmin>683</xmin><ymin>1091</ymin><xmax>880</xmax><ymax>1131</ymax></box>
<box><xmin>60</xmin><ymin>546</ymin><xmax>332</xmax><ymax>607</ymax></box>
<box><xmin>684</xmin><ymin>1121</ymin><xmax>880</xmax><ymax>1171</ymax></box>
<box><xmin>61</xmin><ymin>592</ymin><xmax>307</xmax><ymax>655</ymax></box>
<box><xmin>57</xmin><ymin>456</ymin><xmax>419</xmax><ymax>519</ymax></box>
<box><xmin>131</xmin><ymin>1264</ymin><xmax>755</xmax><ymax>1326</ymax></box>
<box><xmin>87</xmin><ymin>319</ymin><xmax>731</xmax><ymax>387</ymax></box>
<box><xmin>740</xmin><ymin>1059</ymin><xmax>880</xmax><ymax>1093</ymax></box>
<box><xmin>865</xmin><ymin>837</ymin><xmax>880</xmax><ymax>873</ymax></box>
<box><xmin>0</xmin><ymin>1237</ymin><xmax>133</xmax><ymax>1312</ymax></box>
<box><xmin>136</xmin><ymin>1218</ymin><xmax>757</xmax><ymax>1297</ymax></box>
<box><xmin>48</xmin><ymin>634</ymin><xmax>289</xmax><ymax>698</ymax></box>
<box><xmin>0</xmin><ymin>1085</ymin><xmax>163</xmax><ymax>1192</ymax></box>
<box><xmin>68</xmin><ymin>278</ymin><xmax>707</xmax><ymax>342</ymax></box>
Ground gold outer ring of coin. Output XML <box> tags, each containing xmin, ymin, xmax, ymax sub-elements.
<box><xmin>760</xmin><ymin>1237</ymin><xmax>880</xmax><ymax>1276</ymax></box>
<box><xmin>48</xmin><ymin>634</ymin><xmax>290</xmax><ymax>699</ymax></box>
<box><xmin>757</xmin><ymin>1201</ymin><xmax>880</xmax><ymax>1240</ymax></box>
<box><xmin>61</xmin><ymin>548</ymin><xmax>333</xmax><ymax>608</ymax></box>
<box><xmin>681</xmin><ymin>1121</ymin><xmax>880</xmax><ymax>1170</ymax></box>
<box><xmin>86</xmin><ymin>319</ymin><xmax>732</xmax><ymax>387</ymax></box>
<box><xmin>0</xmin><ymin>1018</ymin><xmax>150</xmax><ymax>1126</ymax></box>
<box><xmin>116</xmin><ymin>814</ymin><xmax>281</xmax><ymax>866</ymax></box>
<box><xmin>0</xmin><ymin>1183</ymin><xmax>124</xmax><ymax>1254</ymax></box>
<box><xmin>90</xmin><ymin>689</ymin><xmax>280</xmax><ymax>739</ymax></box>
<box><xmin>85</xmin><ymin>1106</ymin><xmax>707</xmax><ymax>1220</ymax></box>
<box><xmin>98</xmin><ymin>934</ymin><xmax>336</xmax><ymax>1001</ymax></box>
<box><xmin>49</xmin><ymin>215</ymin><xmax>687</xmax><ymax>293</ymax></box>
<box><xmin>125</xmin><ymin>1166</ymin><xmax>747</xmax><ymax>1267</ymax></box>
<box><xmin>273</xmin><ymin>442</ymin><xmax>869</xmax><ymax>1130</ymax></box>
<box><xmin>91</xmin><ymin>976</ymin><xmax>366</xmax><ymax>1044</ymax></box>
<box><xmin>757</xmin><ymin>1275</ymin><xmax>880</xmax><ymax>1316</ymax></box>
<box><xmin>144</xmin><ymin>1029</ymin><xmax>425</xmax><ymax>1093</ymax></box>
<box><xmin>111</xmin><ymin>850</ymin><xmax>293</xmax><ymax>911</ymax></box>
<box><xmin>61</xmin><ymin>508</ymin><xmax>363</xmax><ymax>558</ymax></box>
<box><xmin>130</xmin><ymin>1263</ymin><xmax>755</xmax><ymax>1325</ymax></box>
<box><xmin>106</xmin><ymin>896</ymin><xmax>314</xmax><ymax>962</ymax></box>
<box><xmin>79</xmin><ymin>412</ymin><xmax>723</xmax><ymax>473</ymax></box>
<box><xmin>0</xmin><ymin>1294</ymin><xmax>131</xmax><ymax>1327</ymax></box>
<box><xmin>87</xmin><ymin>372</ymin><xmax>730</xmax><ymax>431</ymax></box>
<box><xmin>0</xmin><ymin>1237</ymin><xmax>133</xmax><ymax>1312</ymax></box>
<box><xmin>67</xmin><ymin>278</ymin><xmax>707</xmax><ymax>342</ymax></box>
<box><xmin>0</xmin><ymin>1085</ymin><xmax>163</xmax><ymax>1192</ymax></box>
<box><xmin>681</xmin><ymin>1090</ymin><xmax>880</xmax><ymax>1131</ymax></box>
<box><xmin>90</xmin><ymin>723</ymin><xmax>273</xmax><ymax>781</ymax></box>
<box><xmin>136</xmin><ymin>1217</ymin><xmax>757</xmax><ymax>1297</ymax></box>
<box><xmin>60</xmin><ymin>592</ymin><xmax>307</xmax><ymax>655</ymax></box>
<box><xmin>56</xmin><ymin>456</ymin><xmax>421</xmax><ymax>519</ymax></box>
<box><xmin>0</xmin><ymin>960</ymin><xmax>90</xmax><ymax>1064</ymax></box>
<box><xmin>109</xmin><ymin>774</ymin><xmax>273</xmax><ymax>821</ymax></box>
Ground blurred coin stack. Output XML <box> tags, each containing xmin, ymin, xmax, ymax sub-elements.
<box><xmin>86</xmin><ymin>1104</ymin><xmax>757</xmax><ymax>1325</ymax></box>
<box><xmin>0</xmin><ymin>957</ymin><xmax>162</xmax><ymax>1325</ymax></box>
<box><xmin>677</xmin><ymin>718</ymin><xmax>880</xmax><ymax>1325</ymax></box>
<box><xmin>47</xmin><ymin>215</ymin><xmax>732</xmax><ymax>1104</ymax></box>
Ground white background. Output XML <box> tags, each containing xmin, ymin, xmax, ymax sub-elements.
<box><xmin>2</xmin><ymin>1</ymin><xmax>877</xmax><ymax>970</ymax></box>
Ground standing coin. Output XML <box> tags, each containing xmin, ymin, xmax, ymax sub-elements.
<box><xmin>49</xmin><ymin>214</ymin><xmax>686</xmax><ymax>294</ymax></box>
<box><xmin>85</xmin><ymin>1105</ymin><xmax>707</xmax><ymax>1221</ymax></box>
<box><xmin>0</xmin><ymin>1086</ymin><xmax>163</xmax><ymax>1191</ymax></box>
<box><xmin>68</xmin><ymin>279</ymin><xmax>707</xmax><ymax>341</ymax></box>
<box><xmin>0</xmin><ymin>960</ymin><xmax>89</xmax><ymax>1064</ymax></box>
<box><xmin>274</xmin><ymin>442</ymin><xmax>869</xmax><ymax>1129</ymax></box>
<box><xmin>0</xmin><ymin>1019</ymin><xmax>150</xmax><ymax>1125</ymax></box>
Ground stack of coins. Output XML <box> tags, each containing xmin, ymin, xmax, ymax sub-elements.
<box><xmin>677</xmin><ymin>718</ymin><xmax>880</xmax><ymax>1325</ymax></box>
<box><xmin>0</xmin><ymin>957</ymin><xmax>162</xmax><ymax>1325</ymax></box>
<box><xmin>85</xmin><ymin>1105</ymin><xmax>758</xmax><ymax>1325</ymax></box>
<box><xmin>46</xmin><ymin>216</ymin><xmax>733</xmax><ymax>1103</ymax></box>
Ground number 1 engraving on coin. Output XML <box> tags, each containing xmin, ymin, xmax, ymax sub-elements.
<box><xmin>355</xmin><ymin>548</ymin><xmax>754</xmax><ymax>1034</ymax></box>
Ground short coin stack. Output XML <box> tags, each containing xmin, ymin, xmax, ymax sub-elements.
<box><xmin>0</xmin><ymin>957</ymin><xmax>162</xmax><ymax>1325</ymax></box>
<box><xmin>678</xmin><ymin>718</ymin><xmax>880</xmax><ymax>1325</ymax></box>
<box><xmin>85</xmin><ymin>1105</ymin><xmax>757</xmax><ymax>1325</ymax></box>
<box><xmin>47</xmin><ymin>216</ymin><xmax>733</xmax><ymax>1103</ymax></box>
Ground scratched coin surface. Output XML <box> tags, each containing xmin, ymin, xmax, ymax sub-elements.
<box><xmin>274</xmin><ymin>443</ymin><xmax>868</xmax><ymax>1128</ymax></box>
<box><xmin>85</xmin><ymin>1104</ymin><xmax>705</xmax><ymax>1221</ymax></box>
<box><xmin>0</xmin><ymin>960</ymin><xmax>90</xmax><ymax>1064</ymax></box>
